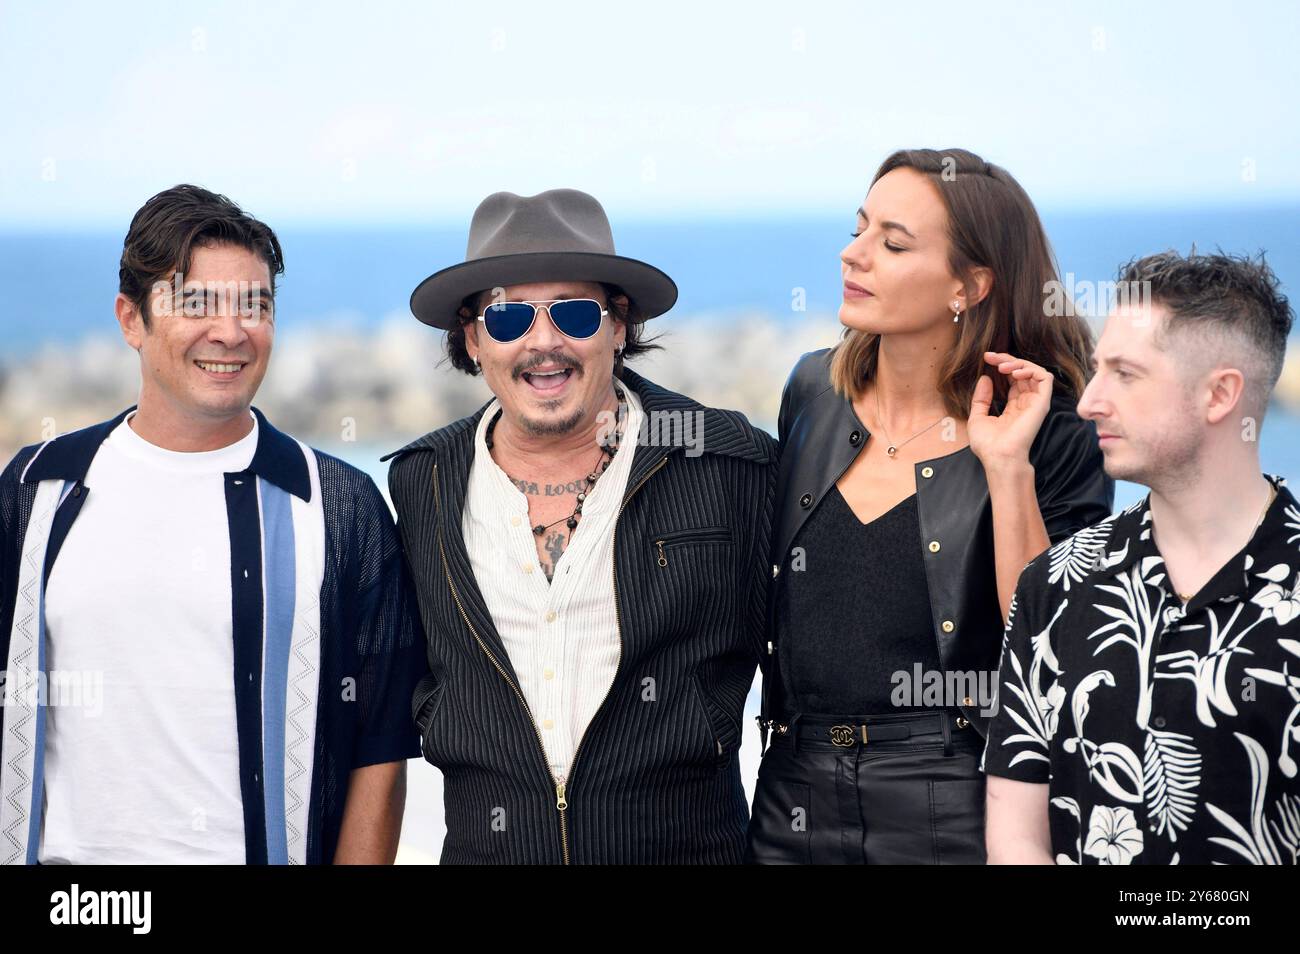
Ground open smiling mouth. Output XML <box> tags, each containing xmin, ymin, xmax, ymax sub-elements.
<box><xmin>520</xmin><ymin>368</ymin><xmax>575</xmax><ymax>393</ymax></box>
<box><xmin>194</xmin><ymin>359</ymin><xmax>247</xmax><ymax>378</ymax></box>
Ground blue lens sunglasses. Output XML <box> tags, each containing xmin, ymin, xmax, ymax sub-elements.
<box><xmin>476</xmin><ymin>298</ymin><xmax>608</xmax><ymax>343</ymax></box>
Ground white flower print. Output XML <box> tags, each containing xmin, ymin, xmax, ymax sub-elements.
<box><xmin>1084</xmin><ymin>805</ymin><xmax>1144</xmax><ymax>864</ymax></box>
<box><xmin>1250</xmin><ymin>563</ymin><xmax>1300</xmax><ymax>625</ymax></box>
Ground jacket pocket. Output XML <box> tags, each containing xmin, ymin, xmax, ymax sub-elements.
<box><xmin>650</xmin><ymin>525</ymin><xmax>732</xmax><ymax>568</ymax></box>
<box><xmin>689</xmin><ymin>670</ymin><xmax>740</xmax><ymax>767</ymax></box>
<box><xmin>412</xmin><ymin>673</ymin><xmax>446</xmax><ymax>762</ymax></box>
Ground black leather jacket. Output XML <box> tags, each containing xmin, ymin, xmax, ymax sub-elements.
<box><xmin>760</xmin><ymin>348</ymin><xmax>1114</xmax><ymax>737</ymax></box>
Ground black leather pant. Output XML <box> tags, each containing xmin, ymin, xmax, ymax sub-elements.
<box><xmin>745</xmin><ymin>710</ymin><xmax>987</xmax><ymax>864</ymax></box>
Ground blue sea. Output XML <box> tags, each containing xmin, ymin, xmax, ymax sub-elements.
<box><xmin>3</xmin><ymin>206</ymin><xmax>1297</xmax><ymax>351</ymax></box>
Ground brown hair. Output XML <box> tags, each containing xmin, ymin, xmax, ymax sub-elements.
<box><xmin>119</xmin><ymin>183</ymin><xmax>284</xmax><ymax>328</ymax></box>
<box><xmin>830</xmin><ymin>148</ymin><xmax>1094</xmax><ymax>417</ymax></box>
<box><xmin>444</xmin><ymin>282</ymin><xmax>662</xmax><ymax>376</ymax></box>
<box><xmin>1119</xmin><ymin>249</ymin><xmax>1294</xmax><ymax>416</ymax></box>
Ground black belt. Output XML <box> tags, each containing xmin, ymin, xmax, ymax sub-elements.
<box><xmin>763</xmin><ymin>710</ymin><xmax>971</xmax><ymax>754</ymax></box>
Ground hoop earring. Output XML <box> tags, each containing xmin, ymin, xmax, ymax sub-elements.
<box><xmin>614</xmin><ymin>344</ymin><xmax>625</xmax><ymax>357</ymax></box>
<box><xmin>473</xmin><ymin>354</ymin><xmax>481</xmax><ymax>369</ymax></box>
<box><xmin>951</xmin><ymin>300</ymin><xmax>962</xmax><ymax>323</ymax></box>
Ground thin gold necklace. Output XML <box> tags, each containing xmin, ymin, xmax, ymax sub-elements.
<box><xmin>873</xmin><ymin>385</ymin><xmax>944</xmax><ymax>459</ymax></box>
<box><xmin>1174</xmin><ymin>481</ymin><xmax>1275</xmax><ymax>602</ymax></box>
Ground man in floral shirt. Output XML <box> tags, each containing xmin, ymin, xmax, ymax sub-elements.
<box><xmin>984</xmin><ymin>250</ymin><xmax>1300</xmax><ymax>864</ymax></box>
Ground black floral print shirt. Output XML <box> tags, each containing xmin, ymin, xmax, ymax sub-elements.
<box><xmin>983</xmin><ymin>474</ymin><xmax>1300</xmax><ymax>864</ymax></box>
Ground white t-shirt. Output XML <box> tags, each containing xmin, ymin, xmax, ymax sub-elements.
<box><xmin>39</xmin><ymin>411</ymin><xmax>257</xmax><ymax>864</ymax></box>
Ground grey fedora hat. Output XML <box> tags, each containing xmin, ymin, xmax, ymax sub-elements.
<box><xmin>410</xmin><ymin>188</ymin><xmax>678</xmax><ymax>330</ymax></box>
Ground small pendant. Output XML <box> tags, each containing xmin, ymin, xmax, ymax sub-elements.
<box><xmin>532</xmin><ymin>525</ymin><xmax>545</xmax><ymax>536</ymax></box>
<box><xmin>886</xmin><ymin>445</ymin><xmax>897</xmax><ymax>457</ymax></box>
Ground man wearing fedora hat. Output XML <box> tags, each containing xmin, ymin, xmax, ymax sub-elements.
<box><xmin>384</xmin><ymin>188</ymin><xmax>777</xmax><ymax>864</ymax></box>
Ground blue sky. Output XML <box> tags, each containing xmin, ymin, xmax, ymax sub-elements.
<box><xmin>2</xmin><ymin>0</ymin><xmax>1297</xmax><ymax>228</ymax></box>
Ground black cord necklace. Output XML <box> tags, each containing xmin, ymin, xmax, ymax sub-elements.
<box><xmin>485</xmin><ymin>384</ymin><xmax>628</xmax><ymax>536</ymax></box>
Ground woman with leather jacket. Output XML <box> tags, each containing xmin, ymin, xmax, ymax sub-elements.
<box><xmin>745</xmin><ymin>148</ymin><xmax>1114</xmax><ymax>864</ymax></box>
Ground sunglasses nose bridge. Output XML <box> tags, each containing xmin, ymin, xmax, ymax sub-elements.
<box><xmin>523</xmin><ymin>303</ymin><xmax>565</xmax><ymax>347</ymax></box>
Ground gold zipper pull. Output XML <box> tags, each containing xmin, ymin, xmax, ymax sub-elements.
<box><xmin>655</xmin><ymin>540</ymin><xmax>667</xmax><ymax>567</ymax></box>
<box><xmin>555</xmin><ymin>778</ymin><xmax>567</xmax><ymax>811</ymax></box>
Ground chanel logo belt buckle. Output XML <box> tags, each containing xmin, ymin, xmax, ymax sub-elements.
<box><xmin>829</xmin><ymin>725</ymin><xmax>856</xmax><ymax>747</ymax></box>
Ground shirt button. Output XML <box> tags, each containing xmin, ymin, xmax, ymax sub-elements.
<box><xmin>962</xmin><ymin>696</ymin><xmax>974</xmax><ymax>707</ymax></box>
<box><xmin>799</xmin><ymin>493</ymin><xmax>813</xmax><ymax>509</ymax></box>
<box><xmin>921</xmin><ymin>466</ymin><xmax>934</xmax><ymax>479</ymax></box>
<box><xmin>543</xmin><ymin>668</ymin><xmax>555</xmax><ymax>681</ymax></box>
<box><xmin>849</xmin><ymin>430</ymin><xmax>862</xmax><ymax>446</ymax></box>
<box><xmin>941</xmin><ymin>620</ymin><xmax>955</xmax><ymax>633</ymax></box>
<box><xmin>1153</xmin><ymin>715</ymin><xmax>1167</xmax><ymax>729</ymax></box>
<box><xmin>928</xmin><ymin>540</ymin><xmax>941</xmax><ymax>553</ymax></box>
<box><xmin>523</xmin><ymin>564</ymin><xmax>534</xmax><ymax>574</ymax></box>
<box><xmin>511</xmin><ymin>516</ymin><xmax>522</xmax><ymax>527</ymax></box>
<box><xmin>545</xmin><ymin>610</ymin><xmax>557</xmax><ymax>623</ymax></box>
<box><xmin>543</xmin><ymin>718</ymin><xmax>554</xmax><ymax>730</ymax></box>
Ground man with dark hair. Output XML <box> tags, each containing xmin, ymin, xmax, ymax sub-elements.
<box><xmin>984</xmin><ymin>249</ymin><xmax>1300</xmax><ymax>864</ymax></box>
<box><xmin>0</xmin><ymin>184</ymin><xmax>426</xmax><ymax>864</ymax></box>
<box><xmin>384</xmin><ymin>188</ymin><xmax>777</xmax><ymax>863</ymax></box>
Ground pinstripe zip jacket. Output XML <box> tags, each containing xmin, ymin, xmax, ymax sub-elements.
<box><xmin>384</xmin><ymin>368</ymin><xmax>778</xmax><ymax>864</ymax></box>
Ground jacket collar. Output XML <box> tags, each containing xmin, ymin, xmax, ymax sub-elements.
<box><xmin>382</xmin><ymin>366</ymin><xmax>775</xmax><ymax>481</ymax></box>
<box><xmin>21</xmin><ymin>405</ymin><xmax>312</xmax><ymax>501</ymax></box>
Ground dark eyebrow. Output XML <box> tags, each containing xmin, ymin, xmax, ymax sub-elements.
<box><xmin>853</xmin><ymin>207</ymin><xmax>916</xmax><ymax>239</ymax></box>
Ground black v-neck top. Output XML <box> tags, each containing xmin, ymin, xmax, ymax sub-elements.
<box><xmin>777</xmin><ymin>486</ymin><xmax>943</xmax><ymax>715</ymax></box>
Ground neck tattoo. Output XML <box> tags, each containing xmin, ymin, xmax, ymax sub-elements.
<box><xmin>485</xmin><ymin>383</ymin><xmax>628</xmax><ymax>536</ymax></box>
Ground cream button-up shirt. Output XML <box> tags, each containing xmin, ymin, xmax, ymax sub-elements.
<box><xmin>462</xmin><ymin>380</ymin><xmax>644</xmax><ymax>781</ymax></box>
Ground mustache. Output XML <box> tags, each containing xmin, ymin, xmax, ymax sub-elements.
<box><xmin>511</xmin><ymin>352</ymin><xmax>582</xmax><ymax>380</ymax></box>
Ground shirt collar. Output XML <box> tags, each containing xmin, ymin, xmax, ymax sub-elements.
<box><xmin>22</xmin><ymin>405</ymin><xmax>312</xmax><ymax>501</ymax></box>
<box><xmin>1103</xmin><ymin>473</ymin><xmax>1296</xmax><ymax>609</ymax></box>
